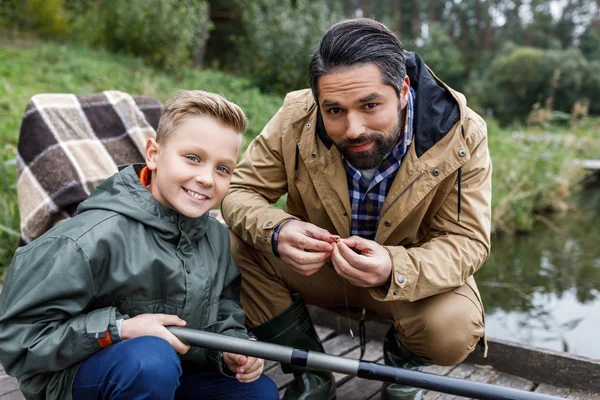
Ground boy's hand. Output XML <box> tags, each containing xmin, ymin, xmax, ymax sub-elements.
<box><xmin>120</xmin><ymin>314</ymin><xmax>191</xmax><ymax>354</ymax></box>
<box><xmin>223</xmin><ymin>350</ymin><xmax>265</xmax><ymax>383</ymax></box>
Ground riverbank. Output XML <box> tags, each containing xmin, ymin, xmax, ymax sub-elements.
<box><xmin>2</xmin><ymin>40</ymin><xmax>600</xmax><ymax>277</ymax></box>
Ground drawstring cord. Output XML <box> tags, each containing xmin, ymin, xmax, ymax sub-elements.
<box><xmin>458</xmin><ymin>125</ymin><xmax>465</xmax><ymax>222</ymax></box>
<box><xmin>294</xmin><ymin>145</ymin><xmax>299</xmax><ymax>178</ymax></box>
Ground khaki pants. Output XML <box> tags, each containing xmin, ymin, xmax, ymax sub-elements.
<box><xmin>230</xmin><ymin>231</ymin><xmax>486</xmax><ymax>366</ymax></box>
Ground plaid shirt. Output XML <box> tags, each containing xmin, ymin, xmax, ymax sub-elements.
<box><xmin>343</xmin><ymin>87</ymin><xmax>415</xmax><ymax>240</ymax></box>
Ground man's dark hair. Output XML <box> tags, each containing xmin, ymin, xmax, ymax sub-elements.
<box><xmin>309</xmin><ymin>18</ymin><xmax>406</xmax><ymax>101</ymax></box>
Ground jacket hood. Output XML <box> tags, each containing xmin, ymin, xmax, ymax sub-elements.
<box><xmin>405</xmin><ymin>52</ymin><xmax>461</xmax><ymax>157</ymax></box>
<box><xmin>77</xmin><ymin>164</ymin><xmax>209</xmax><ymax>242</ymax></box>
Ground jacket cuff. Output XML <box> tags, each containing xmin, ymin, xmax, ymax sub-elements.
<box><xmin>271</xmin><ymin>218</ymin><xmax>295</xmax><ymax>257</ymax></box>
<box><xmin>257</xmin><ymin>215</ymin><xmax>299</xmax><ymax>254</ymax></box>
<box><xmin>85</xmin><ymin>307</ymin><xmax>128</xmax><ymax>348</ymax></box>
<box><xmin>368</xmin><ymin>246</ymin><xmax>413</xmax><ymax>302</ymax></box>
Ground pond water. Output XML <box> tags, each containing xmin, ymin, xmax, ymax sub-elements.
<box><xmin>477</xmin><ymin>188</ymin><xmax>600</xmax><ymax>360</ymax></box>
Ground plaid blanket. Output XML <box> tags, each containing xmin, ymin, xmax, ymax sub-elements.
<box><xmin>17</xmin><ymin>90</ymin><xmax>161</xmax><ymax>243</ymax></box>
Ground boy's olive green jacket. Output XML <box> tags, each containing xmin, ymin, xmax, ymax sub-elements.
<box><xmin>0</xmin><ymin>164</ymin><xmax>248</xmax><ymax>400</ymax></box>
<box><xmin>222</xmin><ymin>52</ymin><xmax>492</xmax><ymax>304</ymax></box>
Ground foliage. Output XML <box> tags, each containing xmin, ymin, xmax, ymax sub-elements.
<box><xmin>234</xmin><ymin>0</ymin><xmax>341</xmax><ymax>94</ymax></box>
<box><xmin>579</xmin><ymin>28</ymin><xmax>600</xmax><ymax>61</ymax></box>
<box><xmin>416</xmin><ymin>24</ymin><xmax>466</xmax><ymax>91</ymax></box>
<box><xmin>68</xmin><ymin>0</ymin><xmax>211</xmax><ymax>70</ymax></box>
<box><xmin>0</xmin><ymin>0</ymin><xmax>70</xmax><ymax>38</ymax></box>
<box><xmin>0</xmin><ymin>41</ymin><xmax>282</xmax><ymax>276</ymax></box>
<box><xmin>487</xmin><ymin>46</ymin><xmax>600</xmax><ymax>125</ymax></box>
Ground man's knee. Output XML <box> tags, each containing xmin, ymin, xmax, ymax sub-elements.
<box><xmin>402</xmin><ymin>297</ymin><xmax>484</xmax><ymax>366</ymax></box>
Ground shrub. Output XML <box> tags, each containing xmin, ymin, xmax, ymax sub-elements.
<box><xmin>71</xmin><ymin>0</ymin><xmax>211</xmax><ymax>70</ymax></box>
<box><xmin>416</xmin><ymin>24</ymin><xmax>466</xmax><ymax>91</ymax></box>
<box><xmin>0</xmin><ymin>0</ymin><xmax>70</xmax><ymax>38</ymax></box>
<box><xmin>234</xmin><ymin>0</ymin><xmax>341</xmax><ymax>94</ymax></box>
<box><xmin>487</xmin><ymin>46</ymin><xmax>600</xmax><ymax>125</ymax></box>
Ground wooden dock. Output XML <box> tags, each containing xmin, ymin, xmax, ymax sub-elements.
<box><xmin>1</xmin><ymin>325</ymin><xmax>599</xmax><ymax>399</ymax></box>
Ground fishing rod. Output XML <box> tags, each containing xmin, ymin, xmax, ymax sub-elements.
<box><xmin>168</xmin><ymin>327</ymin><xmax>563</xmax><ymax>400</ymax></box>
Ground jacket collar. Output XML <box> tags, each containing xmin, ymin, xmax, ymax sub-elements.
<box><xmin>122</xmin><ymin>164</ymin><xmax>209</xmax><ymax>245</ymax></box>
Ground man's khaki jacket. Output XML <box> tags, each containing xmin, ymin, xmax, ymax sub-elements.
<box><xmin>222</xmin><ymin>53</ymin><xmax>492</xmax><ymax>303</ymax></box>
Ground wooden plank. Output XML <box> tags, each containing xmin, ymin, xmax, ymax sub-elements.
<box><xmin>323</xmin><ymin>334</ymin><xmax>360</xmax><ymax>357</ymax></box>
<box><xmin>422</xmin><ymin>364</ymin><xmax>455</xmax><ymax>376</ymax></box>
<box><xmin>336</xmin><ymin>377</ymin><xmax>383</xmax><ymax>400</ymax></box>
<box><xmin>0</xmin><ymin>391</ymin><xmax>25</xmax><ymax>400</ymax></box>
<box><xmin>437</xmin><ymin>366</ymin><xmax>498</xmax><ymax>400</ymax></box>
<box><xmin>488</xmin><ymin>372</ymin><xmax>534</xmax><ymax>391</ymax></box>
<box><xmin>0</xmin><ymin>377</ymin><xmax>19</xmax><ymax>397</ymax></box>
<box><xmin>535</xmin><ymin>383</ymin><xmax>571</xmax><ymax>397</ymax></box>
<box><xmin>315</xmin><ymin>325</ymin><xmax>337</xmax><ymax>342</ymax></box>
<box><xmin>424</xmin><ymin>364</ymin><xmax>477</xmax><ymax>400</ymax></box>
<box><xmin>467</xmin><ymin>337</ymin><xmax>600</xmax><ymax>392</ymax></box>
<box><xmin>567</xmin><ymin>390</ymin><xmax>600</xmax><ymax>400</ymax></box>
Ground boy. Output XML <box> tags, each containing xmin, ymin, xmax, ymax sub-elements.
<box><xmin>0</xmin><ymin>90</ymin><xmax>279</xmax><ymax>400</ymax></box>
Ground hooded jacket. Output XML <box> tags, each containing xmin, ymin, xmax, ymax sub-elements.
<box><xmin>0</xmin><ymin>164</ymin><xmax>247</xmax><ymax>399</ymax></box>
<box><xmin>221</xmin><ymin>52</ymin><xmax>492</xmax><ymax>303</ymax></box>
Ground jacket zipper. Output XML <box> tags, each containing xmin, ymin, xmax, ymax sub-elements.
<box><xmin>379</xmin><ymin>170</ymin><xmax>425</xmax><ymax>218</ymax></box>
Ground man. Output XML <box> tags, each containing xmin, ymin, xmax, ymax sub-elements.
<box><xmin>221</xmin><ymin>18</ymin><xmax>491</xmax><ymax>400</ymax></box>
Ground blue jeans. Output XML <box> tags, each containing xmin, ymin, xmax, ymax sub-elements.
<box><xmin>72</xmin><ymin>336</ymin><xmax>279</xmax><ymax>400</ymax></box>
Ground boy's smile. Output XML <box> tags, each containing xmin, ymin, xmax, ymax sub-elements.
<box><xmin>145</xmin><ymin>115</ymin><xmax>241</xmax><ymax>219</ymax></box>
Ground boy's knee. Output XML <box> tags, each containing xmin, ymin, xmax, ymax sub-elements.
<box><xmin>252</xmin><ymin>375</ymin><xmax>279</xmax><ymax>400</ymax></box>
<box><xmin>120</xmin><ymin>337</ymin><xmax>181</xmax><ymax>392</ymax></box>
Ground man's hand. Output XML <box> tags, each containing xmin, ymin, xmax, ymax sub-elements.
<box><xmin>330</xmin><ymin>236</ymin><xmax>392</xmax><ymax>287</ymax></box>
<box><xmin>277</xmin><ymin>220</ymin><xmax>336</xmax><ymax>276</ymax></box>
<box><xmin>223</xmin><ymin>351</ymin><xmax>265</xmax><ymax>383</ymax></box>
<box><xmin>120</xmin><ymin>314</ymin><xmax>191</xmax><ymax>354</ymax></box>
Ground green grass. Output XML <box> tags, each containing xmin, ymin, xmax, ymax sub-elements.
<box><xmin>2</xmin><ymin>38</ymin><xmax>600</xmax><ymax>279</ymax></box>
<box><xmin>487</xmin><ymin>119</ymin><xmax>600</xmax><ymax>234</ymax></box>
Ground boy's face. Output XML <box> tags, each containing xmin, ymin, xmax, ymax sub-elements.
<box><xmin>145</xmin><ymin>115</ymin><xmax>241</xmax><ymax>219</ymax></box>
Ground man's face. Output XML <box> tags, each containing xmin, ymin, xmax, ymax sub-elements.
<box><xmin>318</xmin><ymin>64</ymin><xmax>410</xmax><ymax>170</ymax></box>
<box><xmin>145</xmin><ymin>116</ymin><xmax>241</xmax><ymax>219</ymax></box>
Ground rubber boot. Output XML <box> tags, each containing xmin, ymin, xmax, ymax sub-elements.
<box><xmin>251</xmin><ymin>294</ymin><xmax>336</xmax><ymax>400</ymax></box>
<box><xmin>381</xmin><ymin>325</ymin><xmax>429</xmax><ymax>400</ymax></box>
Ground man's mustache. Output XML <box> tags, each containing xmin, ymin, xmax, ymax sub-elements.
<box><xmin>337</xmin><ymin>133</ymin><xmax>382</xmax><ymax>147</ymax></box>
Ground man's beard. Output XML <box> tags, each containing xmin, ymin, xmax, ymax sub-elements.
<box><xmin>334</xmin><ymin>120</ymin><xmax>402</xmax><ymax>170</ymax></box>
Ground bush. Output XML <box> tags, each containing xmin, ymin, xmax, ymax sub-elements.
<box><xmin>416</xmin><ymin>24</ymin><xmax>466</xmax><ymax>91</ymax></box>
<box><xmin>0</xmin><ymin>0</ymin><xmax>70</xmax><ymax>38</ymax></box>
<box><xmin>234</xmin><ymin>0</ymin><xmax>341</xmax><ymax>94</ymax></box>
<box><xmin>487</xmin><ymin>46</ymin><xmax>600</xmax><ymax>125</ymax></box>
<box><xmin>71</xmin><ymin>0</ymin><xmax>211</xmax><ymax>70</ymax></box>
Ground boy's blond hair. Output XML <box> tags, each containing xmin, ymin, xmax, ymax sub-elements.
<box><xmin>156</xmin><ymin>90</ymin><xmax>247</xmax><ymax>144</ymax></box>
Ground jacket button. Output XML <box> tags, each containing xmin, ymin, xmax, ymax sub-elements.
<box><xmin>384</xmin><ymin>220</ymin><xmax>392</xmax><ymax>227</ymax></box>
<box><xmin>306</xmin><ymin>123</ymin><xmax>311</xmax><ymax>128</ymax></box>
<box><xmin>263</xmin><ymin>236</ymin><xmax>268</xmax><ymax>241</ymax></box>
<box><xmin>265</xmin><ymin>221</ymin><xmax>273</xmax><ymax>227</ymax></box>
<box><xmin>393</xmin><ymin>290</ymin><xmax>399</xmax><ymax>296</ymax></box>
<box><xmin>311</xmin><ymin>152</ymin><xmax>317</xmax><ymax>159</ymax></box>
<box><xmin>458</xmin><ymin>149</ymin><xmax>466</xmax><ymax>157</ymax></box>
<box><xmin>432</xmin><ymin>168</ymin><xmax>440</xmax><ymax>176</ymax></box>
<box><xmin>397</xmin><ymin>275</ymin><xmax>405</xmax><ymax>284</ymax></box>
